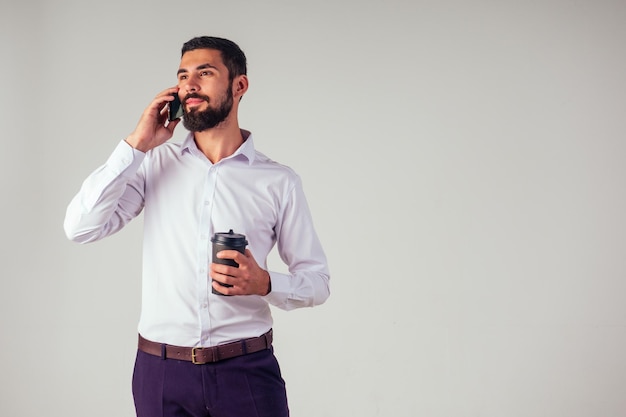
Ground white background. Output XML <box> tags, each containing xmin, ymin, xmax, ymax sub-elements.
<box><xmin>1</xmin><ymin>1</ymin><xmax>625</xmax><ymax>416</ymax></box>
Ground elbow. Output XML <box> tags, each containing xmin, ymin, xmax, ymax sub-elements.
<box><xmin>63</xmin><ymin>217</ymin><xmax>99</xmax><ymax>244</ymax></box>
<box><xmin>63</xmin><ymin>224</ymin><xmax>90</xmax><ymax>244</ymax></box>
<box><xmin>313</xmin><ymin>274</ymin><xmax>331</xmax><ymax>306</ymax></box>
<box><xmin>63</xmin><ymin>218</ymin><xmax>81</xmax><ymax>242</ymax></box>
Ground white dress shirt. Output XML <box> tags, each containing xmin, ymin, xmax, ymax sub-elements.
<box><xmin>64</xmin><ymin>130</ymin><xmax>330</xmax><ymax>347</ymax></box>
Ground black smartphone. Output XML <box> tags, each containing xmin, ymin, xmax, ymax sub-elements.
<box><xmin>169</xmin><ymin>94</ymin><xmax>184</xmax><ymax>121</ymax></box>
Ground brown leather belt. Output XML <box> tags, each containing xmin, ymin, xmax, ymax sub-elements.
<box><xmin>138</xmin><ymin>329</ymin><xmax>273</xmax><ymax>364</ymax></box>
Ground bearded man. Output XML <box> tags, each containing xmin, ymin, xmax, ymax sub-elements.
<box><xmin>64</xmin><ymin>36</ymin><xmax>330</xmax><ymax>417</ymax></box>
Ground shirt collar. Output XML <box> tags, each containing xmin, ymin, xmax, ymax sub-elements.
<box><xmin>180</xmin><ymin>129</ymin><xmax>256</xmax><ymax>165</ymax></box>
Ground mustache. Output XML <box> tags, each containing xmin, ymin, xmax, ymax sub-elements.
<box><xmin>183</xmin><ymin>93</ymin><xmax>210</xmax><ymax>104</ymax></box>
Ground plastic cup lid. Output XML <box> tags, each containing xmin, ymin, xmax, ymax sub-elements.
<box><xmin>211</xmin><ymin>229</ymin><xmax>248</xmax><ymax>246</ymax></box>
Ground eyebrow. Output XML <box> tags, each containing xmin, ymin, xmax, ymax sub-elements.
<box><xmin>177</xmin><ymin>63</ymin><xmax>219</xmax><ymax>75</ymax></box>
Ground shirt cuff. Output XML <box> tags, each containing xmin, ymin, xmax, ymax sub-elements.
<box><xmin>106</xmin><ymin>139</ymin><xmax>145</xmax><ymax>177</ymax></box>
<box><xmin>263</xmin><ymin>271</ymin><xmax>291</xmax><ymax>306</ymax></box>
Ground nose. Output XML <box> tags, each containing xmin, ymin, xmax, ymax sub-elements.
<box><xmin>184</xmin><ymin>83</ymin><xmax>198</xmax><ymax>94</ymax></box>
<box><xmin>180</xmin><ymin>76</ymin><xmax>199</xmax><ymax>94</ymax></box>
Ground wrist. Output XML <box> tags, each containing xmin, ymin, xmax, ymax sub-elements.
<box><xmin>264</xmin><ymin>270</ymin><xmax>272</xmax><ymax>295</ymax></box>
<box><xmin>125</xmin><ymin>134</ymin><xmax>150</xmax><ymax>153</ymax></box>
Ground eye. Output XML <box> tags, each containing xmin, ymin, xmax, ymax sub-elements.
<box><xmin>178</xmin><ymin>74</ymin><xmax>188</xmax><ymax>81</ymax></box>
<box><xmin>200</xmin><ymin>70</ymin><xmax>213</xmax><ymax>77</ymax></box>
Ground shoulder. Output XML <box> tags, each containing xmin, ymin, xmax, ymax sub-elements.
<box><xmin>149</xmin><ymin>141</ymin><xmax>184</xmax><ymax>155</ymax></box>
<box><xmin>252</xmin><ymin>150</ymin><xmax>300</xmax><ymax>181</ymax></box>
<box><xmin>246</xmin><ymin>150</ymin><xmax>305</xmax><ymax>199</ymax></box>
<box><xmin>144</xmin><ymin>141</ymin><xmax>185</xmax><ymax>162</ymax></box>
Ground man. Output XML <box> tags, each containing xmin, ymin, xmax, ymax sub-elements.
<box><xmin>64</xmin><ymin>36</ymin><xmax>330</xmax><ymax>417</ymax></box>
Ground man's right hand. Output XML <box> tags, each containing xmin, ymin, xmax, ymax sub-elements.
<box><xmin>125</xmin><ymin>87</ymin><xmax>181</xmax><ymax>153</ymax></box>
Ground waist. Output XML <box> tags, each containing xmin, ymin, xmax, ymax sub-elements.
<box><xmin>137</xmin><ymin>298</ymin><xmax>273</xmax><ymax>346</ymax></box>
<box><xmin>138</xmin><ymin>329</ymin><xmax>273</xmax><ymax>364</ymax></box>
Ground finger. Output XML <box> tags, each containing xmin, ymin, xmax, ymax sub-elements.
<box><xmin>166</xmin><ymin>118</ymin><xmax>180</xmax><ymax>133</ymax></box>
<box><xmin>216</xmin><ymin>249</ymin><xmax>240</xmax><ymax>258</ymax></box>
<box><xmin>212</xmin><ymin>281</ymin><xmax>238</xmax><ymax>296</ymax></box>
<box><xmin>212</xmin><ymin>274</ymin><xmax>241</xmax><ymax>293</ymax></box>
<box><xmin>212</xmin><ymin>279</ymin><xmax>230</xmax><ymax>295</ymax></box>
<box><xmin>156</xmin><ymin>86</ymin><xmax>180</xmax><ymax>99</ymax></box>
<box><xmin>212</xmin><ymin>280</ymin><xmax>226</xmax><ymax>294</ymax></box>
<box><xmin>149</xmin><ymin>87</ymin><xmax>180</xmax><ymax>113</ymax></box>
<box><xmin>157</xmin><ymin>106</ymin><xmax>169</xmax><ymax>125</ymax></box>
<box><xmin>217</xmin><ymin>250</ymin><xmax>247</xmax><ymax>264</ymax></box>
<box><xmin>211</xmin><ymin>262</ymin><xmax>238</xmax><ymax>277</ymax></box>
<box><xmin>212</xmin><ymin>274</ymin><xmax>232</xmax><ymax>286</ymax></box>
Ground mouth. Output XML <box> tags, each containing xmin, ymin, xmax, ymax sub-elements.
<box><xmin>185</xmin><ymin>98</ymin><xmax>207</xmax><ymax>108</ymax></box>
<box><xmin>184</xmin><ymin>94</ymin><xmax>209</xmax><ymax>108</ymax></box>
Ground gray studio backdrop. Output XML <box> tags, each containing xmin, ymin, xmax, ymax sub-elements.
<box><xmin>1</xmin><ymin>1</ymin><xmax>625</xmax><ymax>416</ymax></box>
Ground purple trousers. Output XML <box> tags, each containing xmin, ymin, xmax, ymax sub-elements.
<box><xmin>132</xmin><ymin>347</ymin><xmax>290</xmax><ymax>417</ymax></box>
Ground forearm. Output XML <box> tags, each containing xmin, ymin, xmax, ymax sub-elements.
<box><xmin>64</xmin><ymin>141</ymin><xmax>145</xmax><ymax>243</ymax></box>
<box><xmin>264</xmin><ymin>177</ymin><xmax>331</xmax><ymax>309</ymax></box>
<box><xmin>265</xmin><ymin>269</ymin><xmax>330</xmax><ymax>310</ymax></box>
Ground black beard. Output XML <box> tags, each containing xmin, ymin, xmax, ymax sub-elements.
<box><xmin>182</xmin><ymin>87</ymin><xmax>234</xmax><ymax>132</ymax></box>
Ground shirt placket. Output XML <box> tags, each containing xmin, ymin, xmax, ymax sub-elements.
<box><xmin>197</xmin><ymin>163</ymin><xmax>218</xmax><ymax>346</ymax></box>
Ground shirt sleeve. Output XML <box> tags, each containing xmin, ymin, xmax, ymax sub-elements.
<box><xmin>63</xmin><ymin>140</ymin><xmax>146</xmax><ymax>243</ymax></box>
<box><xmin>263</xmin><ymin>176</ymin><xmax>330</xmax><ymax>310</ymax></box>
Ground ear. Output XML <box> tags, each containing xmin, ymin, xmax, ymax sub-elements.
<box><xmin>233</xmin><ymin>75</ymin><xmax>249</xmax><ymax>98</ymax></box>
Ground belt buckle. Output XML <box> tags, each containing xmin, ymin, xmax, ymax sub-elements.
<box><xmin>191</xmin><ymin>347</ymin><xmax>207</xmax><ymax>365</ymax></box>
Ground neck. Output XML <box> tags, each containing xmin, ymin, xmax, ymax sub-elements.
<box><xmin>193</xmin><ymin>117</ymin><xmax>244</xmax><ymax>164</ymax></box>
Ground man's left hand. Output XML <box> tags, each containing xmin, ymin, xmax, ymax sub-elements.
<box><xmin>210</xmin><ymin>249</ymin><xmax>271</xmax><ymax>296</ymax></box>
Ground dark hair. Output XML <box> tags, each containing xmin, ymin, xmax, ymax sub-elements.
<box><xmin>181</xmin><ymin>36</ymin><xmax>247</xmax><ymax>82</ymax></box>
